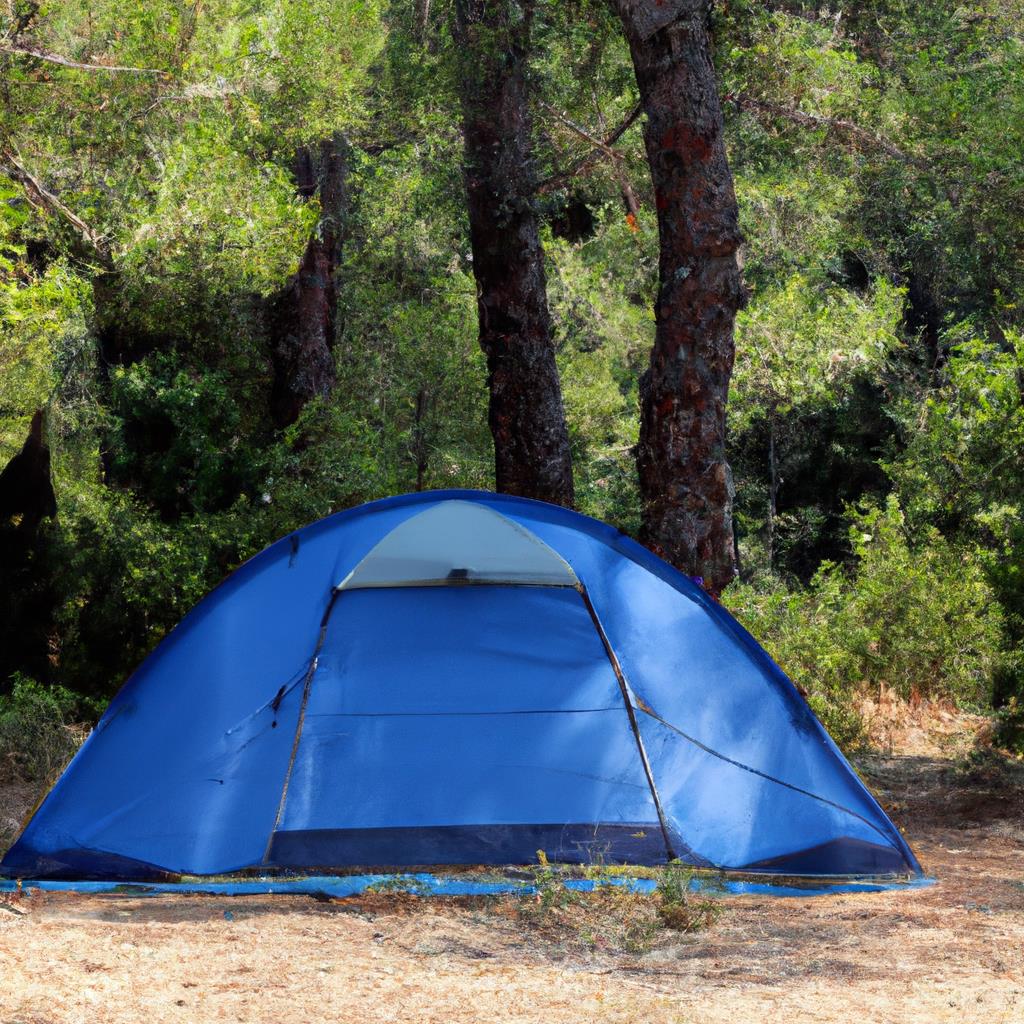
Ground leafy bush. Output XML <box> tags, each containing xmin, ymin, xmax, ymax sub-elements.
<box><xmin>993</xmin><ymin>698</ymin><xmax>1024</xmax><ymax>756</ymax></box>
<box><xmin>0</xmin><ymin>676</ymin><xmax>98</xmax><ymax>784</ymax></box>
<box><xmin>522</xmin><ymin>849</ymin><xmax>581</xmax><ymax>916</ymax></box>
<box><xmin>888</xmin><ymin>333</ymin><xmax>1024</xmax><ymax>710</ymax></box>
<box><xmin>728</xmin><ymin>497</ymin><xmax>1004</xmax><ymax>745</ymax></box>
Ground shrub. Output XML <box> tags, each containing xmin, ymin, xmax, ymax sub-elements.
<box><xmin>728</xmin><ymin>497</ymin><xmax>1004</xmax><ymax>745</ymax></box>
<box><xmin>994</xmin><ymin>697</ymin><xmax>1024</xmax><ymax>756</ymax></box>
<box><xmin>523</xmin><ymin>849</ymin><xmax>581</xmax><ymax>916</ymax></box>
<box><xmin>0</xmin><ymin>676</ymin><xmax>97</xmax><ymax>784</ymax></box>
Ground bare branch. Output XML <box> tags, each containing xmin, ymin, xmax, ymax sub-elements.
<box><xmin>730</xmin><ymin>93</ymin><xmax>919</xmax><ymax>165</ymax></box>
<box><xmin>539</xmin><ymin>101</ymin><xmax>642</xmax><ymax>220</ymax></box>
<box><xmin>537</xmin><ymin>101</ymin><xmax>642</xmax><ymax>194</ymax></box>
<box><xmin>541</xmin><ymin>100</ymin><xmax>628</xmax><ymax>159</ymax></box>
<box><xmin>0</xmin><ymin>43</ymin><xmax>165</xmax><ymax>75</ymax></box>
<box><xmin>0</xmin><ymin>149</ymin><xmax>112</xmax><ymax>265</ymax></box>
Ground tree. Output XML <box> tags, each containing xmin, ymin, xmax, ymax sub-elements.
<box><xmin>0</xmin><ymin>411</ymin><xmax>58</xmax><ymax>688</ymax></box>
<box><xmin>452</xmin><ymin>0</ymin><xmax>575</xmax><ymax>507</ymax></box>
<box><xmin>611</xmin><ymin>0</ymin><xmax>745</xmax><ymax>592</ymax></box>
<box><xmin>268</xmin><ymin>135</ymin><xmax>352</xmax><ymax>428</ymax></box>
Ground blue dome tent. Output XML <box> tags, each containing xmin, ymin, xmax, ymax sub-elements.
<box><xmin>1</xmin><ymin>490</ymin><xmax>921</xmax><ymax>881</ymax></box>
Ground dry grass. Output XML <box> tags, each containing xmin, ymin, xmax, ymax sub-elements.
<box><xmin>859</xmin><ymin>687</ymin><xmax>992</xmax><ymax>757</ymax></box>
<box><xmin>0</xmin><ymin>778</ymin><xmax>37</xmax><ymax>857</ymax></box>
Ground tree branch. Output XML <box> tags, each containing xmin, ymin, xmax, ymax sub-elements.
<box><xmin>0</xmin><ymin>43</ymin><xmax>165</xmax><ymax>75</ymax></box>
<box><xmin>539</xmin><ymin>101</ymin><xmax>642</xmax><ymax>220</ymax></box>
<box><xmin>0</xmin><ymin>149</ymin><xmax>112</xmax><ymax>266</ymax></box>
<box><xmin>537</xmin><ymin>101</ymin><xmax>642</xmax><ymax>194</ymax></box>
<box><xmin>540</xmin><ymin>100</ymin><xmax>629</xmax><ymax>161</ymax></box>
<box><xmin>730</xmin><ymin>93</ymin><xmax>918</xmax><ymax>165</ymax></box>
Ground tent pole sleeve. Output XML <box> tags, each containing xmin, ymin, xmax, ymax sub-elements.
<box><xmin>577</xmin><ymin>584</ymin><xmax>678</xmax><ymax>863</ymax></box>
<box><xmin>263</xmin><ymin>586</ymin><xmax>342</xmax><ymax>862</ymax></box>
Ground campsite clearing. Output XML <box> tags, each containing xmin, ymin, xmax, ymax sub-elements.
<box><xmin>1</xmin><ymin>753</ymin><xmax>1021</xmax><ymax>1024</ymax></box>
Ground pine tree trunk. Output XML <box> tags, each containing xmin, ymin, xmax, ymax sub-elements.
<box><xmin>767</xmin><ymin>410</ymin><xmax>778</xmax><ymax>570</ymax></box>
<box><xmin>268</xmin><ymin>134</ymin><xmax>351</xmax><ymax>428</ymax></box>
<box><xmin>612</xmin><ymin>0</ymin><xmax>745</xmax><ymax>592</ymax></box>
<box><xmin>0</xmin><ymin>410</ymin><xmax>58</xmax><ymax>687</ymax></box>
<box><xmin>453</xmin><ymin>0</ymin><xmax>575</xmax><ymax>508</ymax></box>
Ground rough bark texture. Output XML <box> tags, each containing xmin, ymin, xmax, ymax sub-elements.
<box><xmin>268</xmin><ymin>134</ymin><xmax>351</xmax><ymax>428</ymax></box>
<box><xmin>613</xmin><ymin>0</ymin><xmax>745</xmax><ymax>592</ymax></box>
<box><xmin>454</xmin><ymin>0</ymin><xmax>575</xmax><ymax>508</ymax></box>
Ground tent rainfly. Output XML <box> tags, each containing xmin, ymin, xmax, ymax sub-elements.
<box><xmin>1</xmin><ymin>491</ymin><xmax>921</xmax><ymax>881</ymax></box>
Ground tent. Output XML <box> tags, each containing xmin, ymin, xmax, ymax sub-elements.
<box><xmin>1</xmin><ymin>490</ymin><xmax>921</xmax><ymax>881</ymax></box>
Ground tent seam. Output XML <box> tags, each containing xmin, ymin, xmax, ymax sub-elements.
<box><xmin>636</xmin><ymin>705</ymin><xmax>898</xmax><ymax>849</ymax></box>
<box><xmin>263</xmin><ymin>587</ymin><xmax>342</xmax><ymax>864</ymax></box>
<box><xmin>576</xmin><ymin>585</ymin><xmax>687</xmax><ymax>866</ymax></box>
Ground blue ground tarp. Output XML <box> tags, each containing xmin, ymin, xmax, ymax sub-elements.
<box><xmin>0</xmin><ymin>874</ymin><xmax>936</xmax><ymax>899</ymax></box>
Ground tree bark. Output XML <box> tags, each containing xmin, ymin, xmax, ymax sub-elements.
<box><xmin>767</xmin><ymin>409</ymin><xmax>779</xmax><ymax>570</ymax></box>
<box><xmin>612</xmin><ymin>0</ymin><xmax>745</xmax><ymax>592</ymax></box>
<box><xmin>0</xmin><ymin>410</ymin><xmax>58</xmax><ymax>687</ymax></box>
<box><xmin>453</xmin><ymin>0</ymin><xmax>575</xmax><ymax>508</ymax></box>
<box><xmin>0</xmin><ymin>411</ymin><xmax>57</xmax><ymax>536</ymax></box>
<box><xmin>268</xmin><ymin>134</ymin><xmax>351</xmax><ymax>428</ymax></box>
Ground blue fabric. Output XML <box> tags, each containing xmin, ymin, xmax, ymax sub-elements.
<box><xmin>0</xmin><ymin>874</ymin><xmax>936</xmax><ymax>899</ymax></box>
<box><xmin>0</xmin><ymin>489</ymin><xmax>922</xmax><ymax>881</ymax></box>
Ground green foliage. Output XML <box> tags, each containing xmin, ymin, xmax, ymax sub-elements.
<box><xmin>0</xmin><ymin>676</ymin><xmax>98</xmax><ymax>784</ymax></box>
<box><xmin>106</xmin><ymin>354</ymin><xmax>260</xmax><ymax>516</ymax></box>
<box><xmin>0</xmin><ymin>254</ymin><xmax>92</xmax><ymax>460</ymax></box>
<box><xmin>253</xmin><ymin>0</ymin><xmax>387</xmax><ymax>146</ymax></box>
<box><xmin>548</xmin><ymin>210</ymin><xmax>654</xmax><ymax>531</ymax></box>
<box><xmin>45</xmin><ymin>486</ymin><xmax>250</xmax><ymax>695</ymax></box>
<box><xmin>888</xmin><ymin>331</ymin><xmax>1024</xmax><ymax>705</ymax></box>
<box><xmin>732</xmin><ymin>273</ymin><xmax>903</xmax><ymax>428</ymax></box>
<box><xmin>116</xmin><ymin>127</ymin><xmax>316</xmax><ymax>310</ymax></box>
<box><xmin>521</xmin><ymin>850</ymin><xmax>581</xmax><ymax>917</ymax></box>
<box><xmin>728</xmin><ymin>498</ymin><xmax>1004</xmax><ymax>744</ymax></box>
<box><xmin>994</xmin><ymin>698</ymin><xmax>1024</xmax><ymax>756</ymax></box>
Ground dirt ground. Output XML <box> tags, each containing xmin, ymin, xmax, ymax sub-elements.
<box><xmin>1</xmin><ymin>749</ymin><xmax>1022</xmax><ymax>1023</ymax></box>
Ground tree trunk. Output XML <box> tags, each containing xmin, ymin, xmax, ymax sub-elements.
<box><xmin>612</xmin><ymin>0</ymin><xmax>745</xmax><ymax>592</ymax></box>
<box><xmin>415</xmin><ymin>0</ymin><xmax>432</xmax><ymax>41</ymax></box>
<box><xmin>453</xmin><ymin>0</ymin><xmax>575</xmax><ymax>508</ymax></box>
<box><xmin>767</xmin><ymin>410</ymin><xmax>778</xmax><ymax>570</ymax></box>
<box><xmin>0</xmin><ymin>410</ymin><xmax>58</xmax><ymax>687</ymax></box>
<box><xmin>268</xmin><ymin>134</ymin><xmax>351</xmax><ymax>428</ymax></box>
<box><xmin>413</xmin><ymin>387</ymin><xmax>430</xmax><ymax>491</ymax></box>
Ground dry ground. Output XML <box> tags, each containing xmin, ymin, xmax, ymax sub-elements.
<box><xmin>1</xmin><ymin>740</ymin><xmax>1022</xmax><ymax>1022</ymax></box>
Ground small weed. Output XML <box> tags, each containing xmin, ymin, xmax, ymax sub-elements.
<box><xmin>520</xmin><ymin>850</ymin><xmax>580</xmax><ymax>918</ymax></box>
<box><xmin>655</xmin><ymin>861</ymin><xmax>723</xmax><ymax>933</ymax></box>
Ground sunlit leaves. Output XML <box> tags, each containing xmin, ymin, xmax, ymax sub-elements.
<box><xmin>732</xmin><ymin>273</ymin><xmax>904</xmax><ymax>429</ymax></box>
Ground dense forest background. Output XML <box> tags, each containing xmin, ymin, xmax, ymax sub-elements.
<box><xmin>1</xmin><ymin>0</ymin><xmax>1022</xmax><ymax>753</ymax></box>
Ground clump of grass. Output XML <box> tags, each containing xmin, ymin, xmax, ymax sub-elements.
<box><xmin>509</xmin><ymin>853</ymin><xmax>723</xmax><ymax>954</ymax></box>
<box><xmin>519</xmin><ymin>849</ymin><xmax>581</xmax><ymax>920</ymax></box>
<box><xmin>654</xmin><ymin>860</ymin><xmax>723</xmax><ymax>933</ymax></box>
